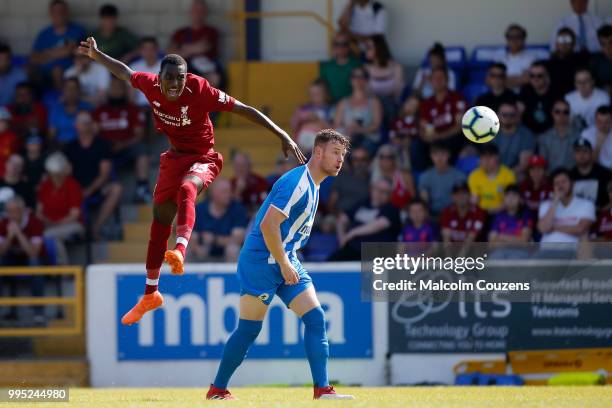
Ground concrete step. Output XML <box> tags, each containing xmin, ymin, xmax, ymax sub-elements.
<box><xmin>123</xmin><ymin>222</ymin><xmax>151</xmax><ymax>242</ymax></box>
<box><xmin>0</xmin><ymin>358</ymin><xmax>89</xmax><ymax>386</ymax></box>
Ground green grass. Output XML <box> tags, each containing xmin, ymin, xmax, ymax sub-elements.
<box><xmin>8</xmin><ymin>386</ymin><xmax>612</xmax><ymax>408</ymax></box>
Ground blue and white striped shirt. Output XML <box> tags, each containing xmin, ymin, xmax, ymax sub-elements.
<box><xmin>242</xmin><ymin>165</ymin><xmax>320</xmax><ymax>262</ymax></box>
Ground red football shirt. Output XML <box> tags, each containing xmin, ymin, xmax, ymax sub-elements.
<box><xmin>94</xmin><ymin>104</ymin><xmax>145</xmax><ymax>143</ymax></box>
<box><xmin>171</xmin><ymin>26</ymin><xmax>219</xmax><ymax>60</ymax></box>
<box><xmin>8</xmin><ymin>102</ymin><xmax>48</xmax><ymax>136</ymax></box>
<box><xmin>519</xmin><ymin>179</ymin><xmax>553</xmax><ymax>212</ymax></box>
<box><xmin>231</xmin><ymin>173</ymin><xmax>270</xmax><ymax>208</ymax></box>
<box><xmin>37</xmin><ymin>176</ymin><xmax>83</xmax><ymax>223</ymax></box>
<box><xmin>596</xmin><ymin>208</ymin><xmax>612</xmax><ymax>241</ymax></box>
<box><xmin>130</xmin><ymin>72</ymin><xmax>235</xmax><ymax>154</ymax></box>
<box><xmin>440</xmin><ymin>204</ymin><xmax>486</xmax><ymax>242</ymax></box>
<box><xmin>0</xmin><ymin>130</ymin><xmax>20</xmax><ymax>178</ymax></box>
<box><xmin>419</xmin><ymin>91</ymin><xmax>466</xmax><ymax>133</ymax></box>
<box><xmin>0</xmin><ymin>211</ymin><xmax>45</xmax><ymax>261</ymax></box>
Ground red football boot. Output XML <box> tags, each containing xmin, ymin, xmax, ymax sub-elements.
<box><xmin>313</xmin><ymin>385</ymin><xmax>355</xmax><ymax>400</ymax></box>
<box><xmin>206</xmin><ymin>384</ymin><xmax>236</xmax><ymax>400</ymax></box>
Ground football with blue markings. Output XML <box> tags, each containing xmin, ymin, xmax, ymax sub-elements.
<box><xmin>461</xmin><ymin>106</ymin><xmax>499</xmax><ymax>144</ymax></box>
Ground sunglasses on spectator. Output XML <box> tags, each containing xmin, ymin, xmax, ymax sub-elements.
<box><xmin>379</xmin><ymin>154</ymin><xmax>395</xmax><ymax>159</ymax></box>
<box><xmin>351</xmin><ymin>74</ymin><xmax>366</xmax><ymax>79</ymax></box>
<box><xmin>529</xmin><ymin>72</ymin><xmax>545</xmax><ymax>79</ymax></box>
<box><xmin>500</xmin><ymin>111</ymin><xmax>517</xmax><ymax>118</ymax></box>
<box><xmin>506</xmin><ymin>34</ymin><xmax>524</xmax><ymax>40</ymax></box>
<box><xmin>553</xmin><ymin>109</ymin><xmax>570</xmax><ymax>115</ymax></box>
<box><xmin>556</xmin><ymin>35</ymin><xmax>574</xmax><ymax>44</ymax></box>
<box><xmin>489</xmin><ymin>72</ymin><xmax>506</xmax><ymax>78</ymax></box>
<box><xmin>334</xmin><ymin>41</ymin><xmax>349</xmax><ymax>47</ymax></box>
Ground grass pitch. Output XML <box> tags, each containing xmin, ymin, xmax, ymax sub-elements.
<box><xmin>11</xmin><ymin>386</ymin><xmax>612</xmax><ymax>408</ymax></box>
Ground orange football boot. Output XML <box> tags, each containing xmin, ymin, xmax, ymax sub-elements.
<box><xmin>164</xmin><ymin>249</ymin><xmax>185</xmax><ymax>275</ymax></box>
<box><xmin>121</xmin><ymin>291</ymin><xmax>164</xmax><ymax>325</ymax></box>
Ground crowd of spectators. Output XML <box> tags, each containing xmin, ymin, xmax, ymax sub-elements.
<box><xmin>1</xmin><ymin>0</ymin><xmax>612</xmax><ymax>271</ymax></box>
<box><xmin>0</xmin><ymin>0</ymin><xmax>225</xmax><ymax>268</ymax></box>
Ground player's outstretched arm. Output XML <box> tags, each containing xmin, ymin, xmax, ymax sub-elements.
<box><xmin>231</xmin><ymin>101</ymin><xmax>307</xmax><ymax>164</ymax></box>
<box><xmin>77</xmin><ymin>37</ymin><xmax>134</xmax><ymax>82</ymax></box>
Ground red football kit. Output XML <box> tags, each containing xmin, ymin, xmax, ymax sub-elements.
<box><xmin>440</xmin><ymin>204</ymin><xmax>486</xmax><ymax>242</ymax></box>
<box><xmin>130</xmin><ymin>72</ymin><xmax>235</xmax><ymax>204</ymax></box>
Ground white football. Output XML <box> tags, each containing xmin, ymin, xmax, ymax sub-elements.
<box><xmin>461</xmin><ymin>106</ymin><xmax>499</xmax><ymax>144</ymax></box>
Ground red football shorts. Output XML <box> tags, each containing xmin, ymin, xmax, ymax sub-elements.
<box><xmin>153</xmin><ymin>149</ymin><xmax>223</xmax><ymax>204</ymax></box>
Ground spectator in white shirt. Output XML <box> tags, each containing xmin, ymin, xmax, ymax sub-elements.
<box><xmin>538</xmin><ymin>167</ymin><xmax>595</xmax><ymax>244</ymax></box>
<box><xmin>495</xmin><ymin>24</ymin><xmax>535</xmax><ymax>89</ymax></box>
<box><xmin>581</xmin><ymin>105</ymin><xmax>612</xmax><ymax>168</ymax></box>
<box><xmin>551</xmin><ymin>0</ymin><xmax>603</xmax><ymax>53</ymax></box>
<box><xmin>565</xmin><ymin>68</ymin><xmax>610</xmax><ymax>129</ymax></box>
<box><xmin>64</xmin><ymin>54</ymin><xmax>110</xmax><ymax>106</ymax></box>
<box><xmin>130</xmin><ymin>37</ymin><xmax>162</xmax><ymax>107</ymax></box>
<box><xmin>338</xmin><ymin>0</ymin><xmax>387</xmax><ymax>49</ymax></box>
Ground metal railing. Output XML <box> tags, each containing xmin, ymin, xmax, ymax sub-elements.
<box><xmin>0</xmin><ymin>267</ymin><xmax>84</xmax><ymax>337</ymax></box>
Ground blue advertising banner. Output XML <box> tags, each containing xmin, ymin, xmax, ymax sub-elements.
<box><xmin>117</xmin><ymin>271</ymin><xmax>372</xmax><ymax>360</ymax></box>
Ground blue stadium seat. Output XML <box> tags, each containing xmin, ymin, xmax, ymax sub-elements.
<box><xmin>11</xmin><ymin>55</ymin><xmax>27</xmax><ymax>67</ymax></box>
<box><xmin>462</xmin><ymin>82</ymin><xmax>489</xmax><ymax>104</ymax></box>
<box><xmin>43</xmin><ymin>237</ymin><xmax>58</xmax><ymax>265</ymax></box>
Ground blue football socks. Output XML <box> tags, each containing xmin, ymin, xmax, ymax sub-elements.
<box><xmin>302</xmin><ymin>307</ymin><xmax>330</xmax><ymax>388</ymax></box>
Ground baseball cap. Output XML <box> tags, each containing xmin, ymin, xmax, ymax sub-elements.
<box><xmin>573</xmin><ymin>138</ymin><xmax>593</xmax><ymax>150</ymax></box>
<box><xmin>0</xmin><ymin>106</ymin><xmax>12</xmax><ymax>121</ymax></box>
<box><xmin>452</xmin><ymin>181</ymin><xmax>470</xmax><ymax>193</ymax></box>
<box><xmin>528</xmin><ymin>155</ymin><xmax>547</xmax><ymax>168</ymax></box>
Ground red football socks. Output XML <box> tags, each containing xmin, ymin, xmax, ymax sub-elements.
<box><xmin>144</xmin><ymin>219</ymin><xmax>172</xmax><ymax>294</ymax></box>
<box><xmin>174</xmin><ymin>180</ymin><xmax>198</xmax><ymax>258</ymax></box>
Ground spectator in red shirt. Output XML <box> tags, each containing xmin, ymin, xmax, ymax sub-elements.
<box><xmin>0</xmin><ymin>195</ymin><xmax>46</xmax><ymax>323</ymax></box>
<box><xmin>594</xmin><ymin>181</ymin><xmax>612</xmax><ymax>241</ymax></box>
<box><xmin>390</xmin><ymin>95</ymin><xmax>419</xmax><ymax>169</ymax></box>
<box><xmin>37</xmin><ymin>152</ymin><xmax>84</xmax><ymax>264</ymax></box>
<box><xmin>440</xmin><ymin>182</ymin><xmax>486</xmax><ymax>252</ymax></box>
<box><xmin>370</xmin><ymin>144</ymin><xmax>415</xmax><ymax>210</ymax></box>
<box><xmin>230</xmin><ymin>151</ymin><xmax>269</xmax><ymax>214</ymax></box>
<box><xmin>419</xmin><ymin>67</ymin><xmax>467</xmax><ymax>161</ymax></box>
<box><xmin>0</xmin><ymin>107</ymin><xmax>19</xmax><ymax>179</ymax></box>
<box><xmin>94</xmin><ymin>77</ymin><xmax>151</xmax><ymax>202</ymax></box>
<box><xmin>8</xmin><ymin>82</ymin><xmax>48</xmax><ymax>138</ymax></box>
<box><xmin>167</xmin><ymin>0</ymin><xmax>219</xmax><ymax>63</ymax></box>
<box><xmin>520</xmin><ymin>155</ymin><xmax>553</xmax><ymax>213</ymax></box>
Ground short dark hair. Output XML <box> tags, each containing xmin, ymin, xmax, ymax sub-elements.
<box><xmin>430</xmin><ymin>142</ymin><xmax>450</xmax><ymax>153</ymax></box>
<box><xmin>428</xmin><ymin>42</ymin><xmax>447</xmax><ymax>64</ymax></box>
<box><xmin>0</xmin><ymin>44</ymin><xmax>11</xmax><ymax>55</ymax></box>
<box><xmin>506</xmin><ymin>23</ymin><xmax>527</xmax><ymax>39</ymax></box>
<box><xmin>49</xmin><ymin>0</ymin><xmax>67</xmax><ymax>9</ymax></box>
<box><xmin>531</xmin><ymin>60</ymin><xmax>549</xmax><ymax>72</ymax></box>
<box><xmin>15</xmin><ymin>81</ymin><xmax>34</xmax><ymax>92</ymax></box>
<box><xmin>99</xmin><ymin>3</ymin><xmax>118</xmax><ymax>17</ymax></box>
<box><xmin>314</xmin><ymin>129</ymin><xmax>350</xmax><ymax>150</ymax></box>
<box><xmin>64</xmin><ymin>76</ymin><xmax>81</xmax><ymax>89</ymax></box>
<box><xmin>160</xmin><ymin>54</ymin><xmax>187</xmax><ymax>72</ymax></box>
<box><xmin>489</xmin><ymin>62</ymin><xmax>507</xmax><ymax>74</ymax></box>
<box><xmin>596</xmin><ymin>105</ymin><xmax>612</xmax><ymax>116</ymax></box>
<box><xmin>479</xmin><ymin>143</ymin><xmax>499</xmax><ymax>156</ymax></box>
<box><xmin>557</xmin><ymin>26</ymin><xmax>576</xmax><ymax>41</ymax></box>
<box><xmin>504</xmin><ymin>184</ymin><xmax>520</xmax><ymax>195</ymax></box>
<box><xmin>550</xmin><ymin>167</ymin><xmax>572</xmax><ymax>183</ymax></box>
<box><xmin>140</xmin><ymin>36</ymin><xmax>159</xmax><ymax>47</ymax></box>
<box><xmin>597</xmin><ymin>24</ymin><xmax>612</xmax><ymax>39</ymax></box>
<box><xmin>409</xmin><ymin>198</ymin><xmax>428</xmax><ymax>210</ymax></box>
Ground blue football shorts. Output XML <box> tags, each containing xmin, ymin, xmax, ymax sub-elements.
<box><xmin>236</xmin><ymin>251</ymin><xmax>313</xmax><ymax>306</ymax></box>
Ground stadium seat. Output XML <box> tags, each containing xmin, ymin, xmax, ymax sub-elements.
<box><xmin>43</xmin><ymin>237</ymin><xmax>58</xmax><ymax>266</ymax></box>
<box><xmin>462</xmin><ymin>82</ymin><xmax>488</xmax><ymax>104</ymax></box>
<box><xmin>11</xmin><ymin>55</ymin><xmax>27</xmax><ymax>67</ymax></box>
